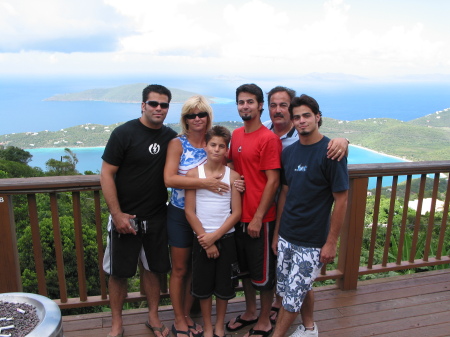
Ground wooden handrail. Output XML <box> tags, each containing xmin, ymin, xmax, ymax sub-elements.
<box><xmin>2</xmin><ymin>161</ymin><xmax>449</xmax><ymax>193</ymax></box>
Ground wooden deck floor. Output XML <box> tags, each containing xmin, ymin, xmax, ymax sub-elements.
<box><xmin>62</xmin><ymin>269</ymin><xmax>450</xmax><ymax>337</ymax></box>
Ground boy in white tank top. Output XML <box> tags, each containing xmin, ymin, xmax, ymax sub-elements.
<box><xmin>185</xmin><ymin>126</ymin><xmax>242</xmax><ymax>337</ymax></box>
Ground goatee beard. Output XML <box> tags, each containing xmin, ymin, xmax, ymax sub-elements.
<box><xmin>241</xmin><ymin>115</ymin><xmax>252</xmax><ymax>121</ymax></box>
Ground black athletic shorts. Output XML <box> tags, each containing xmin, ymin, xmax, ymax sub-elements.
<box><xmin>234</xmin><ymin>221</ymin><xmax>276</xmax><ymax>291</ymax></box>
<box><xmin>103</xmin><ymin>213</ymin><xmax>171</xmax><ymax>278</ymax></box>
<box><xmin>191</xmin><ymin>233</ymin><xmax>239</xmax><ymax>300</ymax></box>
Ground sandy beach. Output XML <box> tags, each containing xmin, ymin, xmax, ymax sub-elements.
<box><xmin>349</xmin><ymin>144</ymin><xmax>411</xmax><ymax>162</ymax></box>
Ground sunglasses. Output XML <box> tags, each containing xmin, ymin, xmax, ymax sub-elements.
<box><xmin>145</xmin><ymin>101</ymin><xmax>170</xmax><ymax>109</ymax></box>
<box><xmin>185</xmin><ymin>112</ymin><xmax>209</xmax><ymax>119</ymax></box>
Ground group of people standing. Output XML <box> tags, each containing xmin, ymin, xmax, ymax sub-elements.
<box><xmin>101</xmin><ymin>83</ymin><xmax>349</xmax><ymax>337</ymax></box>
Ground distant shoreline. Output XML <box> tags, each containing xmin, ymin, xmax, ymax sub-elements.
<box><xmin>25</xmin><ymin>146</ymin><xmax>106</xmax><ymax>151</ymax></box>
<box><xmin>349</xmin><ymin>144</ymin><xmax>410</xmax><ymax>162</ymax></box>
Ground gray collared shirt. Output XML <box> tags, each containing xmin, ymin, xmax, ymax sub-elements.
<box><xmin>262</xmin><ymin>120</ymin><xmax>298</xmax><ymax>150</ymax></box>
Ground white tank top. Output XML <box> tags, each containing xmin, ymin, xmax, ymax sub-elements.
<box><xmin>195</xmin><ymin>165</ymin><xmax>234</xmax><ymax>234</ymax></box>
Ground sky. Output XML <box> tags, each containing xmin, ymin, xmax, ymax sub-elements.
<box><xmin>1</xmin><ymin>0</ymin><xmax>450</xmax><ymax>81</ymax></box>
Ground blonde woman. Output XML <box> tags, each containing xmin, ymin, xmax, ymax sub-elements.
<box><xmin>164</xmin><ymin>96</ymin><xmax>230</xmax><ymax>337</ymax></box>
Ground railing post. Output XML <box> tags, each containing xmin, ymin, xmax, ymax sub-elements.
<box><xmin>0</xmin><ymin>194</ymin><xmax>23</xmax><ymax>292</ymax></box>
<box><xmin>337</xmin><ymin>177</ymin><xmax>368</xmax><ymax>290</ymax></box>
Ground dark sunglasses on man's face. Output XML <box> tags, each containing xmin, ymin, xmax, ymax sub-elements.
<box><xmin>145</xmin><ymin>101</ymin><xmax>170</xmax><ymax>109</ymax></box>
<box><xmin>185</xmin><ymin>112</ymin><xmax>209</xmax><ymax>119</ymax></box>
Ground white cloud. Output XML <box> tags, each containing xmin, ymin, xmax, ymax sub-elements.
<box><xmin>0</xmin><ymin>0</ymin><xmax>449</xmax><ymax>78</ymax></box>
<box><xmin>106</xmin><ymin>0</ymin><xmax>221</xmax><ymax>56</ymax></box>
<box><xmin>0</xmin><ymin>0</ymin><xmax>128</xmax><ymax>52</ymax></box>
<box><xmin>221</xmin><ymin>0</ymin><xmax>290</xmax><ymax>58</ymax></box>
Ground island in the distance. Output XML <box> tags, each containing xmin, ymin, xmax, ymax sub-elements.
<box><xmin>4</xmin><ymin>83</ymin><xmax>450</xmax><ymax>162</ymax></box>
<box><xmin>44</xmin><ymin>83</ymin><xmax>232</xmax><ymax>104</ymax></box>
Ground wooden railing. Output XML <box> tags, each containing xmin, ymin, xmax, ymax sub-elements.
<box><xmin>0</xmin><ymin>161</ymin><xmax>449</xmax><ymax>309</ymax></box>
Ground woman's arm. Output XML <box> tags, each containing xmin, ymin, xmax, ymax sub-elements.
<box><xmin>184</xmin><ymin>168</ymin><xmax>207</xmax><ymax>236</ymax></box>
<box><xmin>197</xmin><ymin>169</ymin><xmax>242</xmax><ymax>249</ymax></box>
<box><xmin>164</xmin><ymin>138</ymin><xmax>230</xmax><ymax>193</ymax></box>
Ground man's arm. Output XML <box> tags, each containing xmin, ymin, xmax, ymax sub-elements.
<box><xmin>327</xmin><ymin>138</ymin><xmax>349</xmax><ymax>161</ymax></box>
<box><xmin>272</xmin><ymin>183</ymin><xmax>288</xmax><ymax>255</ymax></box>
<box><xmin>319</xmin><ymin>190</ymin><xmax>348</xmax><ymax>264</ymax></box>
<box><xmin>100</xmin><ymin>160</ymin><xmax>136</xmax><ymax>235</ymax></box>
<box><xmin>247</xmin><ymin>169</ymin><xmax>280</xmax><ymax>238</ymax></box>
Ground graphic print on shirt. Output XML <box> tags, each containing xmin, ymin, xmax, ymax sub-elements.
<box><xmin>294</xmin><ymin>164</ymin><xmax>307</xmax><ymax>172</ymax></box>
<box><xmin>170</xmin><ymin>135</ymin><xmax>207</xmax><ymax>209</ymax></box>
<box><xmin>148</xmin><ymin>143</ymin><xmax>160</xmax><ymax>155</ymax></box>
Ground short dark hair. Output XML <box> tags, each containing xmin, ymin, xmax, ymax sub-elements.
<box><xmin>267</xmin><ymin>86</ymin><xmax>296</xmax><ymax>104</ymax></box>
<box><xmin>289</xmin><ymin>94</ymin><xmax>323</xmax><ymax>127</ymax></box>
<box><xmin>236</xmin><ymin>83</ymin><xmax>264</xmax><ymax>115</ymax></box>
<box><xmin>142</xmin><ymin>84</ymin><xmax>172</xmax><ymax>103</ymax></box>
<box><xmin>205</xmin><ymin>125</ymin><xmax>231</xmax><ymax>147</ymax></box>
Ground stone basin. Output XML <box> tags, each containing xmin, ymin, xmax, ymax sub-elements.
<box><xmin>0</xmin><ymin>293</ymin><xmax>63</xmax><ymax>337</ymax></box>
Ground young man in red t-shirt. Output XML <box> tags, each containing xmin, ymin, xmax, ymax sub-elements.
<box><xmin>227</xmin><ymin>83</ymin><xmax>282</xmax><ymax>337</ymax></box>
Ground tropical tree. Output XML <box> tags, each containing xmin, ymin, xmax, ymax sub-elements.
<box><xmin>0</xmin><ymin>146</ymin><xmax>32</xmax><ymax>164</ymax></box>
<box><xmin>45</xmin><ymin>148</ymin><xmax>79</xmax><ymax>176</ymax></box>
<box><xmin>0</xmin><ymin>159</ymin><xmax>44</xmax><ymax>178</ymax></box>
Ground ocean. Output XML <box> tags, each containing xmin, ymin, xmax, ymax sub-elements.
<box><xmin>2</xmin><ymin>76</ymin><xmax>450</xmax><ymax>135</ymax></box>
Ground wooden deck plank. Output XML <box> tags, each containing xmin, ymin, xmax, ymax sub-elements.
<box><xmin>62</xmin><ymin>269</ymin><xmax>450</xmax><ymax>337</ymax></box>
<box><xmin>314</xmin><ymin>279</ymin><xmax>450</xmax><ymax>311</ymax></box>
<box><xmin>320</xmin><ymin>311</ymin><xmax>450</xmax><ymax>337</ymax></box>
<box><xmin>314</xmin><ymin>269</ymin><xmax>450</xmax><ymax>301</ymax></box>
<box><xmin>381</xmin><ymin>322</ymin><xmax>450</xmax><ymax>337</ymax></box>
<box><xmin>337</xmin><ymin>290</ymin><xmax>450</xmax><ymax>316</ymax></box>
<box><xmin>318</xmin><ymin>297</ymin><xmax>450</xmax><ymax>333</ymax></box>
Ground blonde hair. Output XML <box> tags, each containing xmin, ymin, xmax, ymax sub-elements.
<box><xmin>180</xmin><ymin>95</ymin><xmax>214</xmax><ymax>135</ymax></box>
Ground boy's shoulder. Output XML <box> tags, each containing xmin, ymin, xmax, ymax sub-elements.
<box><xmin>229</xmin><ymin>167</ymin><xmax>241</xmax><ymax>180</ymax></box>
<box><xmin>186</xmin><ymin>166</ymin><xmax>199</xmax><ymax>177</ymax></box>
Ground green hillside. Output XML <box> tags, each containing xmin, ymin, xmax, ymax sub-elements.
<box><xmin>44</xmin><ymin>83</ymin><xmax>219</xmax><ymax>103</ymax></box>
<box><xmin>0</xmin><ymin>121</ymin><xmax>243</xmax><ymax>149</ymax></box>
<box><xmin>408</xmin><ymin>107</ymin><xmax>450</xmax><ymax>129</ymax></box>
<box><xmin>1</xmin><ymin>109</ymin><xmax>449</xmax><ymax>162</ymax></box>
<box><xmin>320</xmin><ymin>111</ymin><xmax>450</xmax><ymax>161</ymax></box>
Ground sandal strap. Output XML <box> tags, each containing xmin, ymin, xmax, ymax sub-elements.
<box><xmin>248</xmin><ymin>327</ymin><xmax>274</xmax><ymax>337</ymax></box>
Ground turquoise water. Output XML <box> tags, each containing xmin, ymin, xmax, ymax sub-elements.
<box><xmin>28</xmin><ymin>146</ymin><xmax>106</xmax><ymax>173</ymax></box>
<box><xmin>27</xmin><ymin>145</ymin><xmax>407</xmax><ymax>189</ymax></box>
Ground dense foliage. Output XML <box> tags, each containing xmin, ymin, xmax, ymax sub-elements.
<box><xmin>319</xmin><ymin>176</ymin><xmax>450</xmax><ymax>287</ymax></box>
<box><xmin>0</xmin><ymin>146</ymin><xmax>44</xmax><ymax>177</ymax></box>
<box><xmin>361</xmin><ymin>191</ymin><xmax>449</xmax><ymax>272</ymax></box>
<box><xmin>14</xmin><ymin>191</ymin><xmax>109</xmax><ymax>315</ymax></box>
<box><xmin>0</xmin><ymin>146</ymin><xmax>32</xmax><ymax>164</ymax></box>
